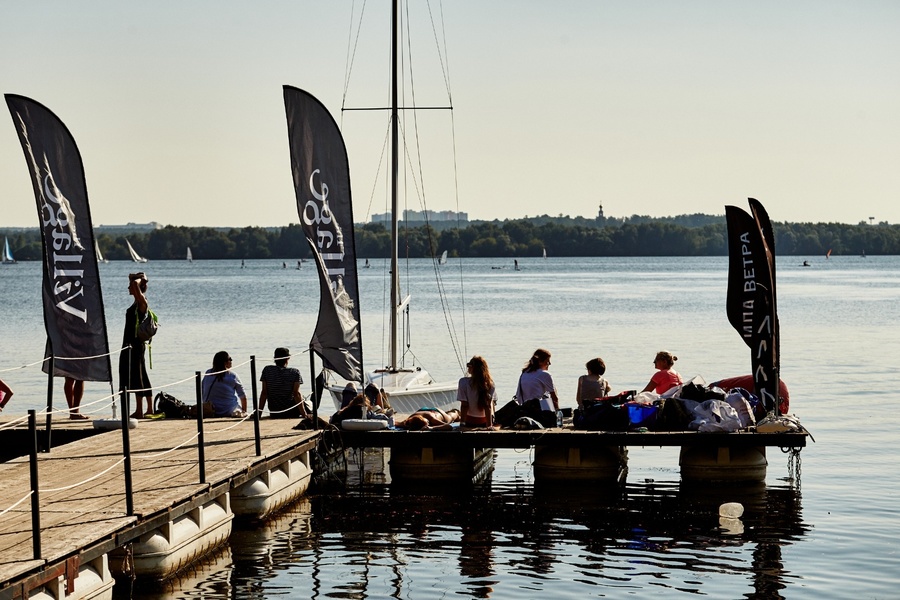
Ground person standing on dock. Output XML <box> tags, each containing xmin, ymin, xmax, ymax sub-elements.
<box><xmin>259</xmin><ymin>347</ymin><xmax>307</xmax><ymax>419</ymax></box>
<box><xmin>119</xmin><ymin>272</ymin><xmax>153</xmax><ymax>418</ymax></box>
<box><xmin>458</xmin><ymin>355</ymin><xmax>497</xmax><ymax>429</ymax></box>
<box><xmin>641</xmin><ymin>350</ymin><xmax>683</xmax><ymax>395</ymax></box>
<box><xmin>575</xmin><ymin>357</ymin><xmax>610</xmax><ymax>409</ymax></box>
<box><xmin>64</xmin><ymin>377</ymin><xmax>87</xmax><ymax>419</ymax></box>
<box><xmin>0</xmin><ymin>377</ymin><xmax>13</xmax><ymax>412</ymax></box>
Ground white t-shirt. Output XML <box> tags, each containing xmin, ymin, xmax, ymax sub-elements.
<box><xmin>517</xmin><ymin>369</ymin><xmax>556</xmax><ymax>412</ymax></box>
<box><xmin>457</xmin><ymin>376</ymin><xmax>497</xmax><ymax>418</ymax></box>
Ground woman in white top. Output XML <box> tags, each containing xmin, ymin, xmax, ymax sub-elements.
<box><xmin>516</xmin><ymin>348</ymin><xmax>559</xmax><ymax>413</ymax></box>
<box><xmin>576</xmin><ymin>357</ymin><xmax>610</xmax><ymax>409</ymax></box>
<box><xmin>458</xmin><ymin>355</ymin><xmax>497</xmax><ymax>428</ymax></box>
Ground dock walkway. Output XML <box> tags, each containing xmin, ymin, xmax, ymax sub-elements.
<box><xmin>0</xmin><ymin>418</ymin><xmax>318</xmax><ymax>593</ymax></box>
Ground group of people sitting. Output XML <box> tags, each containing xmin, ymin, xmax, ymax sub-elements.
<box><xmin>195</xmin><ymin>344</ymin><xmax>788</xmax><ymax>431</ymax></box>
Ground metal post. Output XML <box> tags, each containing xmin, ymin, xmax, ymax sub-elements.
<box><xmin>28</xmin><ymin>410</ymin><xmax>41</xmax><ymax>560</ymax></box>
<box><xmin>120</xmin><ymin>390</ymin><xmax>134</xmax><ymax>516</ymax></box>
<box><xmin>250</xmin><ymin>355</ymin><xmax>261</xmax><ymax>456</ymax></box>
<box><xmin>309</xmin><ymin>347</ymin><xmax>318</xmax><ymax>430</ymax></box>
<box><xmin>44</xmin><ymin>355</ymin><xmax>54</xmax><ymax>452</ymax></box>
<box><xmin>195</xmin><ymin>371</ymin><xmax>206</xmax><ymax>484</ymax></box>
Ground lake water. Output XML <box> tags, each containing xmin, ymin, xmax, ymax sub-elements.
<box><xmin>1</xmin><ymin>256</ymin><xmax>899</xmax><ymax>598</ymax></box>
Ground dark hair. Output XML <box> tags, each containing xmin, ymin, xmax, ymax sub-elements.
<box><xmin>586</xmin><ymin>357</ymin><xmax>606</xmax><ymax>376</ymax></box>
<box><xmin>212</xmin><ymin>351</ymin><xmax>230</xmax><ymax>381</ymax></box>
<box><xmin>523</xmin><ymin>348</ymin><xmax>551</xmax><ymax>373</ymax></box>
<box><xmin>274</xmin><ymin>347</ymin><xmax>290</xmax><ymax>367</ymax></box>
<box><xmin>403</xmin><ymin>414</ymin><xmax>428</xmax><ymax>431</ymax></box>
<box><xmin>467</xmin><ymin>355</ymin><xmax>494</xmax><ymax>410</ymax></box>
<box><xmin>129</xmin><ymin>272</ymin><xmax>148</xmax><ymax>292</ymax></box>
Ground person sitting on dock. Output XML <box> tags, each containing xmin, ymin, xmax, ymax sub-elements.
<box><xmin>458</xmin><ymin>355</ymin><xmax>497</xmax><ymax>429</ymax></box>
<box><xmin>575</xmin><ymin>357</ymin><xmax>610</xmax><ymax>409</ymax></box>
<box><xmin>202</xmin><ymin>351</ymin><xmax>248</xmax><ymax>417</ymax></box>
<box><xmin>394</xmin><ymin>407</ymin><xmax>460</xmax><ymax>431</ymax></box>
<box><xmin>641</xmin><ymin>350</ymin><xmax>683</xmax><ymax>395</ymax></box>
<box><xmin>515</xmin><ymin>348</ymin><xmax>560</xmax><ymax>428</ymax></box>
<box><xmin>259</xmin><ymin>347</ymin><xmax>308</xmax><ymax>419</ymax></box>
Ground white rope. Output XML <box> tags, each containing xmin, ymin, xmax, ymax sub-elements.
<box><xmin>0</xmin><ymin>413</ymin><xmax>32</xmax><ymax>430</ymax></box>
<box><xmin>133</xmin><ymin>431</ymin><xmax>202</xmax><ymax>460</ymax></box>
<box><xmin>207</xmin><ymin>410</ymin><xmax>254</xmax><ymax>433</ymax></box>
<box><xmin>39</xmin><ymin>457</ymin><xmax>126</xmax><ymax>494</ymax></box>
<box><xmin>0</xmin><ymin>490</ymin><xmax>34</xmax><ymax>518</ymax></box>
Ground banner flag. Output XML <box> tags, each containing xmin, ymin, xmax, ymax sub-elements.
<box><xmin>283</xmin><ymin>86</ymin><xmax>362</xmax><ymax>382</ymax></box>
<box><xmin>725</xmin><ymin>200</ymin><xmax>779</xmax><ymax>412</ymax></box>
<box><xmin>5</xmin><ymin>95</ymin><xmax>112</xmax><ymax>382</ymax></box>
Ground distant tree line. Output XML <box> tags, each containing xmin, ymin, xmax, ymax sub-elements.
<box><xmin>2</xmin><ymin>215</ymin><xmax>897</xmax><ymax>261</ymax></box>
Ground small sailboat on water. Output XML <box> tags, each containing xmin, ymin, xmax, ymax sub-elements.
<box><xmin>438</xmin><ymin>250</ymin><xmax>448</xmax><ymax>265</ymax></box>
<box><xmin>1</xmin><ymin>237</ymin><xmax>16</xmax><ymax>264</ymax></box>
<box><xmin>126</xmin><ymin>238</ymin><xmax>148</xmax><ymax>263</ymax></box>
<box><xmin>186</xmin><ymin>247</ymin><xmax>193</xmax><ymax>263</ymax></box>
<box><xmin>94</xmin><ymin>239</ymin><xmax>108</xmax><ymax>263</ymax></box>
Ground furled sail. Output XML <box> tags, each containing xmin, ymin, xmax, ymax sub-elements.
<box><xmin>4</xmin><ymin>94</ymin><xmax>112</xmax><ymax>382</ymax></box>
<box><xmin>725</xmin><ymin>198</ymin><xmax>779</xmax><ymax>413</ymax></box>
<box><xmin>283</xmin><ymin>85</ymin><xmax>362</xmax><ymax>382</ymax></box>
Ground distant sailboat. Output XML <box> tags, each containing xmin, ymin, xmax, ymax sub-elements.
<box><xmin>186</xmin><ymin>247</ymin><xmax>193</xmax><ymax>262</ymax></box>
<box><xmin>438</xmin><ymin>250</ymin><xmax>448</xmax><ymax>265</ymax></box>
<box><xmin>126</xmin><ymin>239</ymin><xmax>148</xmax><ymax>263</ymax></box>
<box><xmin>542</xmin><ymin>247</ymin><xmax>547</xmax><ymax>259</ymax></box>
<box><xmin>94</xmin><ymin>239</ymin><xmax>108</xmax><ymax>263</ymax></box>
<box><xmin>1</xmin><ymin>237</ymin><xmax>16</xmax><ymax>264</ymax></box>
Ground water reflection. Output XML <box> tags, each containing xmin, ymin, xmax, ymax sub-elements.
<box><xmin>116</xmin><ymin>475</ymin><xmax>808</xmax><ymax>599</ymax></box>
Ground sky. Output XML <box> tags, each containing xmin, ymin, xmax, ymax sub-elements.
<box><xmin>1</xmin><ymin>0</ymin><xmax>899</xmax><ymax>228</ymax></box>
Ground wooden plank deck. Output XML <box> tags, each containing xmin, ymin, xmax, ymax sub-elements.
<box><xmin>0</xmin><ymin>418</ymin><xmax>319</xmax><ymax>590</ymax></box>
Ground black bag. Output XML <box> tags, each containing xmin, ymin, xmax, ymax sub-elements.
<box><xmin>654</xmin><ymin>397</ymin><xmax>692</xmax><ymax>431</ymax></box>
<box><xmin>573</xmin><ymin>401</ymin><xmax>628</xmax><ymax>431</ymax></box>
<box><xmin>155</xmin><ymin>391</ymin><xmax>188</xmax><ymax>419</ymax></box>
<box><xmin>494</xmin><ymin>399</ymin><xmax>523</xmax><ymax>427</ymax></box>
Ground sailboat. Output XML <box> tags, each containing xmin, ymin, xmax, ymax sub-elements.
<box><xmin>284</xmin><ymin>3</ymin><xmax>461</xmax><ymax>416</ymax></box>
<box><xmin>1</xmin><ymin>237</ymin><xmax>16</xmax><ymax>264</ymax></box>
<box><xmin>186</xmin><ymin>247</ymin><xmax>193</xmax><ymax>262</ymax></box>
<box><xmin>438</xmin><ymin>250</ymin><xmax>448</xmax><ymax>265</ymax></box>
<box><xmin>126</xmin><ymin>238</ymin><xmax>148</xmax><ymax>263</ymax></box>
<box><xmin>94</xmin><ymin>239</ymin><xmax>108</xmax><ymax>263</ymax></box>
<box><xmin>542</xmin><ymin>247</ymin><xmax>547</xmax><ymax>259</ymax></box>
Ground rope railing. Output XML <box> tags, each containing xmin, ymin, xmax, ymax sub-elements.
<box><xmin>131</xmin><ymin>431</ymin><xmax>202</xmax><ymax>460</ymax></box>
<box><xmin>38</xmin><ymin>457</ymin><xmax>127</xmax><ymax>494</ymax></box>
<box><xmin>0</xmin><ymin>490</ymin><xmax>34</xmax><ymax>519</ymax></box>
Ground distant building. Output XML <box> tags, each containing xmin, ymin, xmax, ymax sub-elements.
<box><xmin>371</xmin><ymin>210</ymin><xmax>468</xmax><ymax>225</ymax></box>
<box><xmin>95</xmin><ymin>222</ymin><xmax>163</xmax><ymax>234</ymax></box>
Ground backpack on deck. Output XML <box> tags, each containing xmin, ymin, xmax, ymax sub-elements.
<box><xmin>155</xmin><ymin>391</ymin><xmax>188</xmax><ymax>419</ymax></box>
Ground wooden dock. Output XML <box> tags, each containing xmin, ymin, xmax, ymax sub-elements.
<box><xmin>0</xmin><ymin>417</ymin><xmax>318</xmax><ymax>595</ymax></box>
<box><xmin>336</xmin><ymin>427</ymin><xmax>809</xmax><ymax>449</ymax></box>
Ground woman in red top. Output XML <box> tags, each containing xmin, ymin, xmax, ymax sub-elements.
<box><xmin>641</xmin><ymin>350</ymin><xmax>683</xmax><ymax>394</ymax></box>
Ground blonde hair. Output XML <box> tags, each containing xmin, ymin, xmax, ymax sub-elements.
<box><xmin>655</xmin><ymin>351</ymin><xmax>677</xmax><ymax>368</ymax></box>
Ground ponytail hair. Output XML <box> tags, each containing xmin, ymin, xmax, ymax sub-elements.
<box><xmin>523</xmin><ymin>348</ymin><xmax>551</xmax><ymax>373</ymax></box>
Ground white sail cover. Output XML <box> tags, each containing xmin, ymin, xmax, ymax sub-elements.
<box><xmin>283</xmin><ymin>86</ymin><xmax>362</xmax><ymax>382</ymax></box>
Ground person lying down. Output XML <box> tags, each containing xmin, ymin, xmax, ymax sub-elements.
<box><xmin>394</xmin><ymin>407</ymin><xmax>460</xmax><ymax>431</ymax></box>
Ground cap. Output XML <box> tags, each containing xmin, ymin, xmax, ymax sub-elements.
<box><xmin>274</xmin><ymin>347</ymin><xmax>290</xmax><ymax>360</ymax></box>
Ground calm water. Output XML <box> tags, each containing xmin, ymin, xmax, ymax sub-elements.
<box><xmin>2</xmin><ymin>256</ymin><xmax>899</xmax><ymax>598</ymax></box>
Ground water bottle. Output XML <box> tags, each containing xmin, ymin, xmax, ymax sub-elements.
<box><xmin>556</xmin><ymin>410</ymin><xmax>564</xmax><ymax>428</ymax></box>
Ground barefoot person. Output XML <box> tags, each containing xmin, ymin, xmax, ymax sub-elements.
<box><xmin>118</xmin><ymin>272</ymin><xmax>153</xmax><ymax>418</ymax></box>
<box><xmin>64</xmin><ymin>377</ymin><xmax>87</xmax><ymax>420</ymax></box>
<box><xmin>395</xmin><ymin>407</ymin><xmax>461</xmax><ymax>431</ymax></box>
<box><xmin>0</xmin><ymin>378</ymin><xmax>13</xmax><ymax>413</ymax></box>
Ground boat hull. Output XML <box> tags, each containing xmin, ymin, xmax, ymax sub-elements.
<box><xmin>328</xmin><ymin>369</ymin><xmax>457</xmax><ymax>415</ymax></box>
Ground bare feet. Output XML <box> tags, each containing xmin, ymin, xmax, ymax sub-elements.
<box><xmin>69</xmin><ymin>413</ymin><xmax>89</xmax><ymax>420</ymax></box>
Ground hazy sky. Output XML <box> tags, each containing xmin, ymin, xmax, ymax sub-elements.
<box><xmin>2</xmin><ymin>1</ymin><xmax>898</xmax><ymax>228</ymax></box>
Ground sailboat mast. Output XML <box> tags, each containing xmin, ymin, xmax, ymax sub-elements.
<box><xmin>389</xmin><ymin>0</ymin><xmax>400</xmax><ymax>371</ymax></box>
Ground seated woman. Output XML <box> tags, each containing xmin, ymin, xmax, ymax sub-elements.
<box><xmin>202</xmin><ymin>351</ymin><xmax>248</xmax><ymax>417</ymax></box>
<box><xmin>330</xmin><ymin>394</ymin><xmax>370</xmax><ymax>426</ymax></box>
<box><xmin>458</xmin><ymin>356</ymin><xmax>497</xmax><ymax>429</ymax></box>
<box><xmin>394</xmin><ymin>407</ymin><xmax>461</xmax><ymax>431</ymax></box>
<box><xmin>641</xmin><ymin>350</ymin><xmax>683</xmax><ymax>395</ymax></box>
<box><xmin>575</xmin><ymin>357</ymin><xmax>610</xmax><ymax>409</ymax></box>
